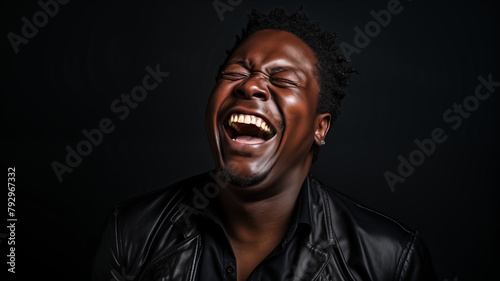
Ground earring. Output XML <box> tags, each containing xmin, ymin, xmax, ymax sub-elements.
<box><xmin>321</xmin><ymin>140</ymin><xmax>326</xmax><ymax>146</ymax></box>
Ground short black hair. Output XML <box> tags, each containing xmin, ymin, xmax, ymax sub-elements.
<box><xmin>220</xmin><ymin>7</ymin><xmax>356</xmax><ymax>160</ymax></box>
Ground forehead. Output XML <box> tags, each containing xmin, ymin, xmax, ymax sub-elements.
<box><xmin>228</xmin><ymin>29</ymin><xmax>318</xmax><ymax>73</ymax></box>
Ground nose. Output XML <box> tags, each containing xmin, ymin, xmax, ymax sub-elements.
<box><xmin>234</xmin><ymin>73</ymin><xmax>270</xmax><ymax>101</ymax></box>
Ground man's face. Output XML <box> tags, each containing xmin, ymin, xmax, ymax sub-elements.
<box><xmin>205</xmin><ymin>29</ymin><xmax>329</xmax><ymax>188</ymax></box>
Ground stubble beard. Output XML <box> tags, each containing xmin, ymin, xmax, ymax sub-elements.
<box><xmin>218</xmin><ymin>166</ymin><xmax>269</xmax><ymax>188</ymax></box>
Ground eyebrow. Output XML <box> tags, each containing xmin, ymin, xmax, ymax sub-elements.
<box><xmin>225</xmin><ymin>60</ymin><xmax>252</xmax><ymax>70</ymax></box>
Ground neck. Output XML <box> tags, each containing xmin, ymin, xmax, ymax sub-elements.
<box><xmin>217</xmin><ymin>165</ymin><xmax>309</xmax><ymax>243</ymax></box>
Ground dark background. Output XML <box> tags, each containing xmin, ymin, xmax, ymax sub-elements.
<box><xmin>1</xmin><ymin>0</ymin><xmax>499</xmax><ymax>280</ymax></box>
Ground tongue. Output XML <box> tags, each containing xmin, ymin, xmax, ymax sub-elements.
<box><xmin>234</xmin><ymin>135</ymin><xmax>265</xmax><ymax>145</ymax></box>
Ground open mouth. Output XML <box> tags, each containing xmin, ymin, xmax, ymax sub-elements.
<box><xmin>224</xmin><ymin>113</ymin><xmax>277</xmax><ymax>145</ymax></box>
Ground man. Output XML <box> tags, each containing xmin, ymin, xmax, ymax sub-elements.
<box><xmin>92</xmin><ymin>8</ymin><xmax>438</xmax><ymax>281</ymax></box>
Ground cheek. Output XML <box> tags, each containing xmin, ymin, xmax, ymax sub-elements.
<box><xmin>280</xmin><ymin>95</ymin><xmax>316</xmax><ymax>130</ymax></box>
<box><xmin>204</xmin><ymin>97</ymin><xmax>217</xmax><ymax>130</ymax></box>
<box><xmin>206</xmin><ymin>84</ymin><xmax>228</xmax><ymax>121</ymax></box>
<box><xmin>279</xmin><ymin>95</ymin><xmax>317</xmax><ymax>153</ymax></box>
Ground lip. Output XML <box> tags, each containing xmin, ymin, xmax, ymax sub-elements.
<box><xmin>221</xmin><ymin>107</ymin><xmax>280</xmax><ymax>134</ymax></box>
<box><xmin>218</xmin><ymin>106</ymin><xmax>283</xmax><ymax>152</ymax></box>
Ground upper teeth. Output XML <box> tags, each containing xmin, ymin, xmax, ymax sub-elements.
<box><xmin>228</xmin><ymin>113</ymin><xmax>272</xmax><ymax>133</ymax></box>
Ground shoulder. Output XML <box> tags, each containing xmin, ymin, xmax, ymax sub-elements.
<box><xmin>114</xmin><ymin>172</ymin><xmax>211</xmax><ymax>222</ymax></box>
<box><xmin>110</xmin><ymin>172</ymin><xmax>212</xmax><ymax>251</ymax></box>
<box><xmin>308</xmin><ymin>175</ymin><xmax>436</xmax><ymax>280</ymax></box>
<box><xmin>92</xmin><ymin>172</ymin><xmax>212</xmax><ymax>280</ymax></box>
<box><xmin>309</xmin><ymin>175</ymin><xmax>414</xmax><ymax>241</ymax></box>
<box><xmin>310</xmin><ymin>175</ymin><xmax>413</xmax><ymax>239</ymax></box>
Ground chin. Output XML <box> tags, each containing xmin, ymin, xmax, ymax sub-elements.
<box><xmin>218</xmin><ymin>166</ymin><xmax>269</xmax><ymax>188</ymax></box>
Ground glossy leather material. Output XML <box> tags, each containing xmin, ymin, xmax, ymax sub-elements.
<box><xmin>92</xmin><ymin>172</ymin><xmax>437</xmax><ymax>281</ymax></box>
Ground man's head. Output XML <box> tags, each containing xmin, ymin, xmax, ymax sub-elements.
<box><xmin>205</xmin><ymin>8</ymin><xmax>355</xmax><ymax>189</ymax></box>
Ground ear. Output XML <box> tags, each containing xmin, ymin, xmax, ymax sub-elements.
<box><xmin>314</xmin><ymin>113</ymin><xmax>331</xmax><ymax>146</ymax></box>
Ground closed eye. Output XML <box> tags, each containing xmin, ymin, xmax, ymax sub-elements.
<box><xmin>220</xmin><ymin>71</ymin><xmax>248</xmax><ymax>81</ymax></box>
<box><xmin>270</xmin><ymin>77</ymin><xmax>299</xmax><ymax>87</ymax></box>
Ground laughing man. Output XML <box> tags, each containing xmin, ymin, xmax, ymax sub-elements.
<box><xmin>93</xmin><ymin>8</ymin><xmax>437</xmax><ymax>281</ymax></box>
